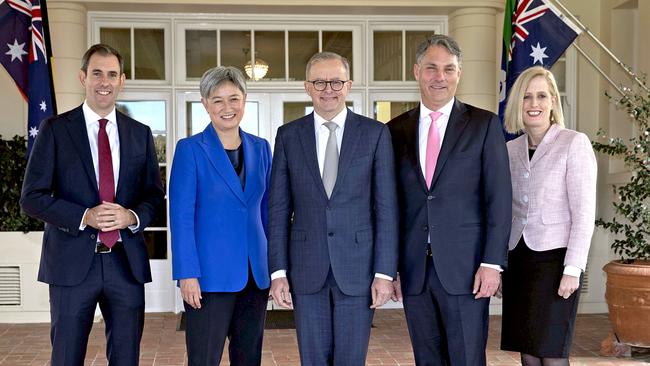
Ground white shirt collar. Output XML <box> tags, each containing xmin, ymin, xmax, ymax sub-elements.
<box><xmin>313</xmin><ymin>108</ymin><xmax>348</xmax><ymax>130</ymax></box>
<box><xmin>82</xmin><ymin>101</ymin><xmax>117</xmax><ymax>127</ymax></box>
<box><xmin>419</xmin><ymin>97</ymin><xmax>455</xmax><ymax>123</ymax></box>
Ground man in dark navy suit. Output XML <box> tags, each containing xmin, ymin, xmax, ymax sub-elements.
<box><xmin>20</xmin><ymin>44</ymin><xmax>164</xmax><ymax>366</ymax></box>
<box><xmin>387</xmin><ymin>35</ymin><xmax>512</xmax><ymax>365</ymax></box>
<box><xmin>268</xmin><ymin>52</ymin><xmax>398</xmax><ymax>365</ymax></box>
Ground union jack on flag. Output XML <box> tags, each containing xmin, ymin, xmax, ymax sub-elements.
<box><xmin>498</xmin><ymin>0</ymin><xmax>581</xmax><ymax>137</ymax></box>
<box><xmin>0</xmin><ymin>0</ymin><xmax>56</xmax><ymax>155</ymax></box>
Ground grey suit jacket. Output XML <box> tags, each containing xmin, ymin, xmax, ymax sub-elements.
<box><xmin>268</xmin><ymin>110</ymin><xmax>398</xmax><ymax>296</ymax></box>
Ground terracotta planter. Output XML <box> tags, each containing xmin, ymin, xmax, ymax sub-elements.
<box><xmin>603</xmin><ymin>260</ymin><xmax>650</xmax><ymax>347</ymax></box>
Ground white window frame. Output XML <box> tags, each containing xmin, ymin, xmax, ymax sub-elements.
<box><xmin>89</xmin><ymin>18</ymin><xmax>172</xmax><ymax>85</ymax></box>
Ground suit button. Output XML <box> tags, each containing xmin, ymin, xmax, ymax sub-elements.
<box><xmin>326</xmin><ymin>205</ymin><xmax>331</xmax><ymax>210</ymax></box>
<box><xmin>522</xmin><ymin>195</ymin><xmax>529</xmax><ymax>203</ymax></box>
<box><xmin>522</xmin><ymin>218</ymin><xmax>528</xmax><ymax>225</ymax></box>
<box><xmin>427</xmin><ymin>195</ymin><xmax>435</xmax><ymax>200</ymax></box>
<box><xmin>328</xmin><ymin>232</ymin><xmax>334</xmax><ymax>237</ymax></box>
<box><xmin>523</xmin><ymin>171</ymin><xmax>530</xmax><ymax>178</ymax></box>
<box><xmin>422</xmin><ymin>225</ymin><xmax>428</xmax><ymax>232</ymax></box>
<box><xmin>90</xmin><ymin>234</ymin><xmax>96</xmax><ymax>240</ymax></box>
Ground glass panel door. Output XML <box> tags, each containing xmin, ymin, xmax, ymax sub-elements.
<box><xmin>117</xmin><ymin>91</ymin><xmax>174</xmax><ymax>312</ymax></box>
<box><xmin>369</xmin><ymin>91</ymin><xmax>420</xmax><ymax>123</ymax></box>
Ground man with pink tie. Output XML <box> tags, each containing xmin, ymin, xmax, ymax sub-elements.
<box><xmin>387</xmin><ymin>34</ymin><xmax>512</xmax><ymax>365</ymax></box>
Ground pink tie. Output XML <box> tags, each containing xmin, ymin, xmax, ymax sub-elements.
<box><xmin>425</xmin><ymin>111</ymin><xmax>443</xmax><ymax>189</ymax></box>
<box><xmin>98</xmin><ymin>118</ymin><xmax>119</xmax><ymax>248</ymax></box>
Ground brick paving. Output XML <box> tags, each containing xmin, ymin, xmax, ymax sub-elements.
<box><xmin>0</xmin><ymin>310</ymin><xmax>648</xmax><ymax>365</ymax></box>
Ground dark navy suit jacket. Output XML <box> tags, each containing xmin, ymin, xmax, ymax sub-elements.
<box><xmin>388</xmin><ymin>100</ymin><xmax>512</xmax><ymax>296</ymax></box>
<box><xmin>268</xmin><ymin>110</ymin><xmax>398</xmax><ymax>296</ymax></box>
<box><xmin>20</xmin><ymin>105</ymin><xmax>165</xmax><ymax>286</ymax></box>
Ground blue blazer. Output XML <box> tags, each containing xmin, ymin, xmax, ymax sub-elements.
<box><xmin>268</xmin><ymin>110</ymin><xmax>398</xmax><ymax>296</ymax></box>
<box><xmin>170</xmin><ymin>124</ymin><xmax>271</xmax><ymax>292</ymax></box>
<box><xmin>20</xmin><ymin>105</ymin><xmax>165</xmax><ymax>286</ymax></box>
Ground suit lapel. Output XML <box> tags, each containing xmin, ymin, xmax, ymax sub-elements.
<box><xmin>297</xmin><ymin>114</ymin><xmax>328</xmax><ymax>198</ymax></box>
<box><xmin>241</xmin><ymin>131</ymin><xmax>258</xmax><ymax>203</ymax></box>
<box><xmin>402</xmin><ymin>107</ymin><xmax>429</xmax><ymax>192</ymax></box>
<box><xmin>64</xmin><ymin>106</ymin><xmax>98</xmax><ymax>194</ymax></box>
<box><xmin>515</xmin><ymin>134</ymin><xmax>530</xmax><ymax>170</ymax></box>
<box><xmin>530</xmin><ymin>123</ymin><xmax>561</xmax><ymax>167</ymax></box>
<box><xmin>331</xmin><ymin>110</ymin><xmax>361</xmax><ymax>198</ymax></box>
<box><xmin>115</xmin><ymin>112</ymin><xmax>130</xmax><ymax>197</ymax></box>
<box><xmin>430</xmin><ymin>100</ymin><xmax>469</xmax><ymax>189</ymax></box>
<box><xmin>199</xmin><ymin>124</ymin><xmax>247</xmax><ymax>205</ymax></box>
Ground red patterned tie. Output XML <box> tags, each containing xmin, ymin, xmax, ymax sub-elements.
<box><xmin>98</xmin><ymin>118</ymin><xmax>119</xmax><ymax>248</ymax></box>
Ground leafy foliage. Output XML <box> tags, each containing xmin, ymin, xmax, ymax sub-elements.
<box><xmin>0</xmin><ymin>135</ymin><xmax>43</xmax><ymax>232</ymax></box>
<box><xmin>592</xmin><ymin>81</ymin><xmax>650</xmax><ymax>261</ymax></box>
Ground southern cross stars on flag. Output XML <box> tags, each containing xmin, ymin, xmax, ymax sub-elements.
<box><xmin>498</xmin><ymin>0</ymin><xmax>581</xmax><ymax>136</ymax></box>
<box><xmin>0</xmin><ymin>0</ymin><xmax>56</xmax><ymax>155</ymax></box>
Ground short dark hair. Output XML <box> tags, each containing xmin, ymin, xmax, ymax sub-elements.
<box><xmin>415</xmin><ymin>34</ymin><xmax>462</xmax><ymax>65</ymax></box>
<box><xmin>80</xmin><ymin>43</ymin><xmax>124</xmax><ymax>75</ymax></box>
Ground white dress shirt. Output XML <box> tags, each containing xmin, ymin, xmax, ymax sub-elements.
<box><xmin>79</xmin><ymin>101</ymin><xmax>140</xmax><ymax>234</ymax></box>
<box><xmin>271</xmin><ymin>109</ymin><xmax>392</xmax><ymax>281</ymax></box>
<box><xmin>417</xmin><ymin>99</ymin><xmax>501</xmax><ymax>273</ymax></box>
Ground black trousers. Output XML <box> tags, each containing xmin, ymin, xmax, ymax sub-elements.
<box><xmin>184</xmin><ymin>271</ymin><xmax>269</xmax><ymax>366</ymax></box>
<box><xmin>403</xmin><ymin>256</ymin><xmax>490</xmax><ymax>366</ymax></box>
<box><xmin>49</xmin><ymin>244</ymin><xmax>145</xmax><ymax>366</ymax></box>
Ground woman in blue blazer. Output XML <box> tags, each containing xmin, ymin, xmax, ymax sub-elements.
<box><xmin>170</xmin><ymin>66</ymin><xmax>271</xmax><ymax>366</ymax></box>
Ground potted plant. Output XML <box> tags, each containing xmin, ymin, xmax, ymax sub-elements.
<box><xmin>592</xmin><ymin>78</ymin><xmax>650</xmax><ymax>347</ymax></box>
<box><xmin>0</xmin><ymin>135</ymin><xmax>42</xmax><ymax>232</ymax></box>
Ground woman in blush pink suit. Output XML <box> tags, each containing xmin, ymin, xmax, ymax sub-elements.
<box><xmin>500</xmin><ymin>66</ymin><xmax>597</xmax><ymax>366</ymax></box>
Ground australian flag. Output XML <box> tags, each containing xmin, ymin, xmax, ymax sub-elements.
<box><xmin>498</xmin><ymin>0</ymin><xmax>581</xmax><ymax>135</ymax></box>
<box><xmin>0</xmin><ymin>0</ymin><xmax>56</xmax><ymax>155</ymax></box>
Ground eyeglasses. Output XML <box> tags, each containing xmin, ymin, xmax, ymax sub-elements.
<box><xmin>307</xmin><ymin>80</ymin><xmax>349</xmax><ymax>91</ymax></box>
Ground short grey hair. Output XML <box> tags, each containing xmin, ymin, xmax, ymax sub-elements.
<box><xmin>415</xmin><ymin>34</ymin><xmax>462</xmax><ymax>65</ymax></box>
<box><xmin>199</xmin><ymin>66</ymin><xmax>247</xmax><ymax>99</ymax></box>
<box><xmin>305</xmin><ymin>52</ymin><xmax>350</xmax><ymax>80</ymax></box>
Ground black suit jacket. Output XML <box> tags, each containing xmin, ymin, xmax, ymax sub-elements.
<box><xmin>387</xmin><ymin>100</ymin><xmax>512</xmax><ymax>295</ymax></box>
<box><xmin>20</xmin><ymin>105</ymin><xmax>164</xmax><ymax>286</ymax></box>
<box><xmin>268</xmin><ymin>110</ymin><xmax>398</xmax><ymax>296</ymax></box>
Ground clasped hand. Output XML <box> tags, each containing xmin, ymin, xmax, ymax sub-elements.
<box><xmin>85</xmin><ymin>201</ymin><xmax>136</xmax><ymax>231</ymax></box>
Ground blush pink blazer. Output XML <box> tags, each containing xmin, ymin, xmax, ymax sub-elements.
<box><xmin>506</xmin><ymin>123</ymin><xmax>597</xmax><ymax>270</ymax></box>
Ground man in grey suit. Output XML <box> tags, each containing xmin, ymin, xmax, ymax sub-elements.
<box><xmin>268</xmin><ymin>52</ymin><xmax>398</xmax><ymax>365</ymax></box>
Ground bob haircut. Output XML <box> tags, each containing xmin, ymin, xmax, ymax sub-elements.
<box><xmin>504</xmin><ymin>66</ymin><xmax>564</xmax><ymax>134</ymax></box>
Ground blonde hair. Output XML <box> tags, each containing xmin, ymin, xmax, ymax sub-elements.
<box><xmin>504</xmin><ymin>66</ymin><xmax>564</xmax><ymax>133</ymax></box>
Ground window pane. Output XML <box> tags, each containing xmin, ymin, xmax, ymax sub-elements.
<box><xmin>289</xmin><ymin>32</ymin><xmax>318</xmax><ymax>81</ymax></box>
<box><xmin>134</xmin><ymin>29</ymin><xmax>165</xmax><ymax>80</ymax></box>
<box><xmin>186</xmin><ymin>30</ymin><xmax>217</xmax><ymax>79</ymax></box>
<box><xmin>143</xmin><ymin>230</ymin><xmax>167</xmax><ymax>259</ymax></box>
<box><xmin>406</xmin><ymin>31</ymin><xmax>434</xmax><ymax>81</ymax></box>
<box><xmin>374</xmin><ymin>31</ymin><xmax>402</xmax><ymax>81</ymax></box>
<box><xmin>187</xmin><ymin>101</ymin><xmax>260</xmax><ymax>136</ymax></box>
<box><xmin>283</xmin><ymin>101</ymin><xmax>353</xmax><ymax>124</ymax></box>
<box><xmin>116</xmin><ymin>101</ymin><xmax>167</xmax><ymax>163</ymax></box>
<box><xmin>100</xmin><ymin>28</ymin><xmax>131</xmax><ymax>78</ymax></box>
<box><xmin>254</xmin><ymin>31</ymin><xmax>285</xmax><ymax>81</ymax></box>
<box><xmin>322</xmin><ymin>31</ymin><xmax>353</xmax><ymax>79</ymax></box>
<box><xmin>221</xmin><ymin>30</ymin><xmax>250</xmax><ymax>77</ymax></box>
<box><xmin>374</xmin><ymin>101</ymin><xmax>419</xmax><ymax>123</ymax></box>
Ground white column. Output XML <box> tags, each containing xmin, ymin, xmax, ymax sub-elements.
<box><xmin>48</xmin><ymin>1</ymin><xmax>87</xmax><ymax>113</ymax></box>
<box><xmin>449</xmin><ymin>7</ymin><xmax>499</xmax><ymax>113</ymax></box>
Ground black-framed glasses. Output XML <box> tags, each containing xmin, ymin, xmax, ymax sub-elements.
<box><xmin>307</xmin><ymin>80</ymin><xmax>349</xmax><ymax>91</ymax></box>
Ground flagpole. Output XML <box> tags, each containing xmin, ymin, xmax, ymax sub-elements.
<box><xmin>571</xmin><ymin>43</ymin><xmax>625</xmax><ymax>97</ymax></box>
<box><xmin>550</xmin><ymin>0</ymin><xmax>649</xmax><ymax>93</ymax></box>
